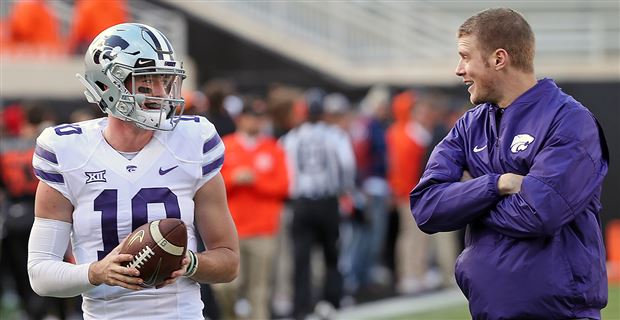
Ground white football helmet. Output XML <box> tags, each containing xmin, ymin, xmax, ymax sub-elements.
<box><xmin>77</xmin><ymin>23</ymin><xmax>186</xmax><ymax>131</ymax></box>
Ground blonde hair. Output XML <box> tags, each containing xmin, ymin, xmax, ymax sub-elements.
<box><xmin>459</xmin><ymin>8</ymin><xmax>535</xmax><ymax>73</ymax></box>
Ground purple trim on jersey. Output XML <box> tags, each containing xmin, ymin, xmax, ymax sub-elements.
<box><xmin>202</xmin><ymin>155</ymin><xmax>224</xmax><ymax>176</ymax></box>
<box><xmin>34</xmin><ymin>168</ymin><xmax>64</xmax><ymax>183</ymax></box>
<box><xmin>35</xmin><ymin>144</ymin><xmax>58</xmax><ymax>164</ymax></box>
<box><xmin>203</xmin><ymin>134</ymin><xmax>221</xmax><ymax>154</ymax></box>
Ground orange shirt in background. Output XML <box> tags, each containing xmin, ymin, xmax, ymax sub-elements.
<box><xmin>1</xmin><ymin>20</ymin><xmax>7</xmax><ymax>50</ymax></box>
<box><xmin>4</xmin><ymin>0</ymin><xmax>61</xmax><ymax>53</ymax></box>
<box><xmin>68</xmin><ymin>0</ymin><xmax>128</xmax><ymax>52</ymax></box>
<box><xmin>386</xmin><ymin>125</ymin><xmax>426</xmax><ymax>202</ymax></box>
<box><xmin>386</xmin><ymin>91</ymin><xmax>426</xmax><ymax>202</ymax></box>
<box><xmin>221</xmin><ymin>134</ymin><xmax>289</xmax><ymax>238</ymax></box>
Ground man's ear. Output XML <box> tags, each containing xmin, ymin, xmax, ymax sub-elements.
<box><xmin>493</xmin><ymin>49</ymin><xmax>508</xmax><ymax>70</ymax></box>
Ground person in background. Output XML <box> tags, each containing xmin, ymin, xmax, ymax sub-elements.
<box><xmin>223</xmin><ymin>95</ymin><xmax>244</xmax><ymax>121</ymax></box>
<box><xmin>266</xmin><ymin>83</ymin><xmax>305</xmax><ymax>139</ymax></box>
<box><xmin>413</xmin><ymin>93</ymin><xmax>460</xmax><ymax>290</ymax></box>
<box><xmin>386</xmin><ymin>90</ymin><xmax>434</xmax><ymax>294</ymax></box>
<box><xmin>410</xmin><ymin>8</ymin><xmax>609</xmax><ymax>319</ymax></box>
<box><xmin>323</xmin><ymin>92</ymin><xmax>353</xmax><ymax>131</ymax></box>
<box><xmin>203</xmin><ymin>79</ymin><xmax>237</xmax><ymax>137</ymax></box>
<box><xmin>214</xmin><ymin>98</ymin><xmax>289</xmax><ymax>320</ymax></box>
<box><xmin>321</xmin><ymin>92</ymin><xmax>359</xmax><ymax>303</ymax></box>
<box><xmin>0</xmin><ymin>103</ymin><xmax>63</xmax><ymax>319</ymax></box>
<box><xmin>343</xmin><ymin>85</ymin><xmax>393</xmax><ymax>298</ymax></box>
<box><xmin>280</xmin><ymin>88</ymin><xmax>356</xmax><ymax>320</ymax></box>
<box><xmin>3</xmin><ymin>0</ymin><xmax>62</xmax><ymax>54</ymax></box>
<box><xmin>67</xmin><ymin>0</ymin><xmax>128</xmax><ymax>54</ymax></box>
<box><xmin>268</xmin><ymin>85</ymin><xmax>306</xmax><ymax>318</ymax></box>
<box><xmin>69</xmin><ymin>108</ymin><xmax>99</xmax><ymax>123</ymax></box>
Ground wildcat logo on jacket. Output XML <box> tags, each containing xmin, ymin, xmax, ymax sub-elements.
<box><xmin>510</xmin><ymin>134</ymin><xmax>535</xmax><ymax>153</ymax></box>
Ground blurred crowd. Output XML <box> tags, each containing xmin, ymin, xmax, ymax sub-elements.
<box><xmin>1</xmin><ymin>1</ymin><xmax>472</xmax><ymax>319</ymax></box>
<box><xmin>1</xmin><ymin>0</ymin><xmax>128</xmax><ymax>57</ymax></box>
<box><xmin>1</xmin><ymin>79</ymin><xmax>472</xmax><ymax>319</ymax></box>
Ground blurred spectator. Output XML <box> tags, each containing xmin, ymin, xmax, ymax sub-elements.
<box><xmin>415</xmin><ymin>93</ymin><xmax>460</xmax><ymax>290</ymax></box>
<box><xmin>224</xmin><ymin>95</ymin><xmax>244</xmax><ymax>120</ymax></box>
<box><xmin>341</xmin><ymin>85</ymin><xmax>393</xmax><ymax>298</ymax></box>
<box><xmin>321</xmin><ymin>92</ymin><xmax>361</xmax><ymax>296</ymax></box>
<box><xmin>203</xmin><ymin>79</ymin><xmax>237</xmax><ymax>137</ymax></box>
<box><xmin>0</xmin><ymin>103</ymin><xmax>62</xmax><ymax>319</ymax></box>
<box><xmin>386</xmin><ymin>90</ymin><xmax>434</xmax><ymax>294</ymax></box>
<box><xmin>2</xmin><ymin>0</ymin><xmax>62</xmax><ymax>55</ymax></box>
<box><xmin>0</xmin><ymin>20</ymin><xmax>7</xmax><ymax>50</ymax></box>
<box><xmin>269</xmin><ymin>86</ymin><xmax>305</xmax><ymax>317</ymax></box>
<box><xmin>1</xmin><ymin>104</ymin><xmax>25</xmax><ymax>137</ymax></box>
<box><xmin>69</xmin><ymin>107</ymin><xmax>98</xmax><ymax>123</ymax></box>
<box><xmin>183</xmin><ymin>90</ymin><xmax>209</xmax><ymax>116</ymax></box>
<box><xmin>280</xmin><ymin>88</ymin><xmax>356</xmax><ymax>319</ymax></box>
<box><xmin>214</xmin><ymin>98</ymin><xmax>289</xmax><ymax>320</ymax></box>
<box><xmin>323</xmin><ymin>92</ymin><xmax>352</xmax><ymax>130</ymax></box>
<box><xmin>266</xmin><ymin>83</ymin><xmax>304</xmax><ymax>138</ymax></box>
<box><xmin>67</xmin><ymin>0</ymin><xmax>129</xmax><ymax>54</ymax></box>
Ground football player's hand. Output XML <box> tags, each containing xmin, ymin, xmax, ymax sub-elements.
<box><xmin>498</xmin><ymin>173</ymin><xmax>524</xmax><ymax>195</ymax></box>
<box><xmin>88</xmin><ymin>237</ymin><xmax>143</xmax><ymax>290</ymax></box>
<box><xmin>155</xmin><ymin>255</ymin><xmax>190</xmax><ymax>289</ymax></box>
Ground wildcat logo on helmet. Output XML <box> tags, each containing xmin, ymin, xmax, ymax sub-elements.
<box><xmin>93</xmin><ymin>35</ymin><xmax>133</xmax><ymax>65</ymax></box>
<box><xmin>510</xmin><ymin>134</ymin><xmax>535</xmax><ymax>153</ymax></box>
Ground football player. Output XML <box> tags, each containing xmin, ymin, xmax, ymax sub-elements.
<box><xmin>27</xmin><ymin>23</ymin><xmax>239</xmax><ymax>319</ymax></box>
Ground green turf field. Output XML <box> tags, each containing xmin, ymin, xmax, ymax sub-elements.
<box><xmin>390</xmin><ymin>284</ymin><xmax>620</xmax><ymax>320</ymax></box>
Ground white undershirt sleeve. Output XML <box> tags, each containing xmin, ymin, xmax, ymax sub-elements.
<box><xmin>28</xmin><ymin>217</ymin><xmax>96</xmax><ymax>297</ymax></box>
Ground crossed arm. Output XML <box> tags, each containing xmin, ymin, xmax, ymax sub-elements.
<box><xmin>409</xmin><ymin>113</ymin><xmax>606</xmax><ymax>238</ymax></box>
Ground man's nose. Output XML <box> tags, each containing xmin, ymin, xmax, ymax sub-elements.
<box><xmin>455</xmin><ymin>59</ymin><xmax>465</xmax><ymax>77</ymax></box>
<box><xmin>152</xmin><ymin>80</ymin><xmax>166</xmax><ymax>97</ymax></box>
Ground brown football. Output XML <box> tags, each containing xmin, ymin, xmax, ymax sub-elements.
<box><xmin>121</xmin><ymin>218</ymin><xmax>187</xmax><ymax>287</ymax></box>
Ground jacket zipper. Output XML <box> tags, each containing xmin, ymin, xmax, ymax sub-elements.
<box><xmin>491</xmin><ymin>106</ymin><xmax>506</xmax><ymax>172</ymax></box>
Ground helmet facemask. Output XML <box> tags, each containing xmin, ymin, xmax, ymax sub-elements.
<box><xmin>113</xmin><ymin>65</ymin><xmax>185</xmax><ymax>131</ymax></box>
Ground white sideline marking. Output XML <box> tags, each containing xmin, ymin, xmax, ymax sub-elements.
<box><xmin>335</xmin><ymin>288</ymin><xmax>467</xmax><ymax>320</ymax></box>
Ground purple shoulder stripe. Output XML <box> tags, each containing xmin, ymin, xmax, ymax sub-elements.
<box><xmin>203</xmin><ymin>134</ymin><xmax>221</xmax><ymax>154</ymax></box>
<box><xmin>35</xmin><ymin>144</ymin><xmax>58</xmax><ymax>164</ymax></box>
<box><xmin>34</xmin><ymin>168</ymin><xmax>64</xmax><ymax>184</ymax></box>
<box><xmin>202</xmin><ymin>155</ymin><xmax>224</xmax><ymax>176</ymax></box>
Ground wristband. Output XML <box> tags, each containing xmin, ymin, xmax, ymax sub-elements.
<box><xmin>184</xmin><ymin>250</ymin><xmax>199</xmax><ymax>278</ymax></box>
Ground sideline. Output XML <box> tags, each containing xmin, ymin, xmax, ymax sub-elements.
<box><xmin>335</xmin><ymin>288</ymin><xmax>466</xmax><ymax>320</ymax></box>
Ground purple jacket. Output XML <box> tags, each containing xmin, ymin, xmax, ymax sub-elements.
<box><xmin>410</xmin><ymin>79</ymin><xmax>609</xmax><ymax>319</ymax></box>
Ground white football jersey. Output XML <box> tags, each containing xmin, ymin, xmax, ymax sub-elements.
<box><xmin>32</xmin><ymin>116</ymin><xmax>224</xmax><ymax>319</ymax></box>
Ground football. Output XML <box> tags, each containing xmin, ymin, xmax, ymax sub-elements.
<box><xmin>121</xmin><ymin>218</ymin><xmax>188</xmax><ymax>287</ymax></box>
